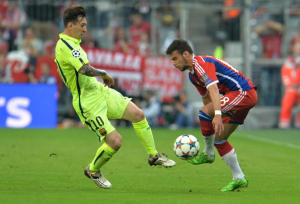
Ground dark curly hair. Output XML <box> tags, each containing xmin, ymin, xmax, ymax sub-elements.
<box><xmin>63</xmin><ymin>5</ymin><xmax>86</xmax><ymax>28</ymax></box>
<box><xmin>166</xmin><ymin>39</ymin><xmax>193</xmax><ymax>55</ymax></box>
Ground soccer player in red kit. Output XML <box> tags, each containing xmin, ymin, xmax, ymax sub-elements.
<box><xmin>166</xmin><ymin>39</ymin><xmax>257</xmax><ymax>192</ymax></box>
<box><xmin>278</xmin><ymin>42</ymin><xmax>300</xmax><ymax>128</ymax></box>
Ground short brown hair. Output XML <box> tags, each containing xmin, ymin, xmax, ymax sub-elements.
<box><xmin>166</xmin><ymin>39</ymin><xmax>193</xmax><ymax>55</ymax></box>
<box><xmin>63</xmin><ymin>5</ymin><xmax>86</xmax><ymax>28</ymax></box>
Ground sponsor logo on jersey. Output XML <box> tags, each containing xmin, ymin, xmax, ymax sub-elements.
<box><xmin>99</xmin><ymin>128</ymin><xmax>107</xmax><ymax>136</ymax></box>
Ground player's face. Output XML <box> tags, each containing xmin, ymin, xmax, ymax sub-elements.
<box><xmin>169</xmin><ymin>50</ymin><xmax>189</xmax><ymax>71</ymax></box>
<box><xmin>71</xmin><ymin>17</ymin><xmax>87</xmax><ymax>39</ymax></box>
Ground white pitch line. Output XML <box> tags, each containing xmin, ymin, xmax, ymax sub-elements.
<box><xmin>235</xmin><ymin>132</ymin><xmax>300</xmax><ymax>150</ymax></box>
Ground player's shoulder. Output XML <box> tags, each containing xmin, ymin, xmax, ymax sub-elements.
<box><xmin>60</xmin><ymin>38</ymin><xmax>79</xmax><ymax>51</ymax></box>
<box><xmin>194</xmin><ymin>55</ymin><xmax>217</xmax><ymax>63</ymax></box>
<box><xmin>193</xmin><ymin>55</ymin><xmax>206</xmax><ymax>65</ymax></box>
<box><xmin>56</xmin><ymin>38</ymin><xmax>71</xmax><ymax>51</ymax></box>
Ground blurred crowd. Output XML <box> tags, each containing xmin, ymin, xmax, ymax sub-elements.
<box><xmin>0</xmin><ymin>0</ymin><xmax>196</xmax><ymax>129</ymax></box>
<box><xmin>0</xmin><ymin>0</ymin><xmax>300</xmax><ymax>129</ymax></box>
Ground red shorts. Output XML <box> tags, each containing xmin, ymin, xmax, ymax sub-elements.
<box><xmin>220</xmin><ymin>88</ymin><xmax>257</xmax><ymax>124</ymax></box>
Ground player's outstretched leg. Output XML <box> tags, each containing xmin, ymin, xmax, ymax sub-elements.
<box><xmin>123</xmin><ymin>102</ymin><xmax>175</xmax><ymax>168</ymax></box>
<box><xmin>133</xmin><ymin>118</ymin><xmax>176</xmax><ymax>168</ymax></box>
<box><xmin>189</xmin><ymin>110</ymin><xmax>215</xmax><ymax>165</ymax></box>
<box><xmin>215</xmin><ymin>140</ymin><xmax>247</xmax><ymax>192</ymax></box>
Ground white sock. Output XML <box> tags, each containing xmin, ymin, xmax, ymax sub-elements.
<box><xmin>222</xmin><ymin>149</ymin><xmax>245</xmax><ymax>180</ymax></box>
<box><xmin>203</xmin><ymin>134</ymin><xmax>215</xmax><ymax>159</ymax></box>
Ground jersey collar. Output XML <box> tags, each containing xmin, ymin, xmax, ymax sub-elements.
<box><xmin>190</xmin><ymin>54</ymin><xmax>195</xmax><ymax>74</ymax></box>
<box><xmin>59</xmin><ymin>33</ymin><xmax>81</xmax><ymax>44</ymax></box>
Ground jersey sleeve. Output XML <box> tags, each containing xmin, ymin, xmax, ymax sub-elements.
<box><xmin>189</xmin><ymin>73</ymin><xmax>208</xmax><ymax>96</ymax></box>
<box><xmin>194</xmin><ymin>60</ymin><xmax>218</xmax><ymax>89</ymax></box>
<box><xmin>64</xmin><ymin>46</ymin><xmax>89</xmax><ymax>71</ymax></box>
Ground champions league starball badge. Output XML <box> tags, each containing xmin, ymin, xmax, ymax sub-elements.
<box><xmin>203</xmin><ymin>73</ymin><xmax>209</xmax><ymax>82</ymax></box>
<box><xmin>72</xmin><ymin>50</ymin><xmax>81</xmax><ymax>58</ymax></box>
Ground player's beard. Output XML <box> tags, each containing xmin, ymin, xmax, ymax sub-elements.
<box><xmin>181</xmin><ymin>58</ymin><xmax>189</xmax><ymax>71</ymax></box>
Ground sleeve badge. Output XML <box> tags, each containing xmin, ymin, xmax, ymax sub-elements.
<box><xmin>72</xmin><ymin>50</ymin><xmax>81</xmax><ymax>58</ymax></box>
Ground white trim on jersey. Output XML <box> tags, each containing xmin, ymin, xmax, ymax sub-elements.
<box><xmin>193</xmin><ymin>59</ymin><xmax>205</xmax><ymax>76</ymax></box>
<box><xmin>199</xmin><ymin>56</ymin><xmax>205</xmax><ymax>62</ymax></box>
<box><xmin>222</xmin><ymin>91</ymin><xmax>247</xmax><ymax>112</ymax></box>
<box><xmin>206</xmin><ymin>80</ymin><xmax>219</xmax><ymax>89</ymax></box>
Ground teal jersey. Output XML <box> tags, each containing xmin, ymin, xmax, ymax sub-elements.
<box><xmin>55</xmin><ymin>33</ymin><xmax>106</xmax><ymax>119</ymax></box>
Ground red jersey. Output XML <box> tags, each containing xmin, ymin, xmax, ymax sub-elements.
<box><xmin>129</xmin><ymin>21</ymin><xmax>151</xmax><ymax>43</ymax></box>
<box><xmin>260</xmin><ymin>35</ymin><xmax>282</xmax><ymax>59</ymax></box>
<box><xmin>189</xmin><ymin>56</ymin><xmax>256</xmax><ymax>96</ymax></box>
<box><xmin>281</xmin><ymin>56</ymin><xmax>300</xmax><ymax>87</ymax></box>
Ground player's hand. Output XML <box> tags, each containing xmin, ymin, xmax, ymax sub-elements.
<box><xmin>101</xmin><ymin>73</ymin><xmax>114</xmax><ymax>87</ymax></box>
<box><xmin>212</xmin><ymin>115</ymin><xmax>224</xmax><ymax>136</ymax></box>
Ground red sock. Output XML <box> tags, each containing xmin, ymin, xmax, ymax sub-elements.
<box><xmin>214</xmin><ymin>141</ymin><xmax>233</xmax><ymax>157</ymax></box>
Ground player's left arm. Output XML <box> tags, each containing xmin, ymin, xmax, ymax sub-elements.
<box><xmin>207</xmin><ymin>83</ymin><xmax>224</xmax><ymax>136</ymax></box>
<box><xmin>79</xmin><ymin>64</ymin><xmax>114</xmax><ymax>87</ymax></box>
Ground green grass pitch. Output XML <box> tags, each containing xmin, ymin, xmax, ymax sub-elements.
<box><xmin>0</xmin><ymin>128</ymin><xmax>299</xmax><ymax>204</ymax></box>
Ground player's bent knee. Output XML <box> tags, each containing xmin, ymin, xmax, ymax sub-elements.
<box><xmin>132</xmin><ymin>108</ymin><xmax>145</xmax><ymax>122</ymax></box>
<box><xmin>106</xmin><ymin>132</ymin><xmax>122</xmax><ymax>151</ymax></box>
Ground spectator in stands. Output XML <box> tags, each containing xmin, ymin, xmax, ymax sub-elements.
<box><xmin>160</xmin><ymin>29</ymin><xmax>194</xmax><ymax>56</ymax></box>
<box><xmin>0</xmin><ymin>28</ymin><xmax>8</xmax><ymax>53</ymax></box>
<box><xmin>142</xmin><ymin>90</ymin><xmax>161</xmax><ymax>127</ymax></box>
<box><xmin>156</xmin><ymin>3</ymin><xmax>178</xmax><ymax>49</ymax></box>
<box><xmin>136</xmin><ymin>32</ymin><xmax>151</xmax><ymax>56</ymax></box>
<box><xmin>170</xmin><ymin>91</ymin><xmax>194</xmax><ymax>129</ymax></box>
<box><xmin>139</xmin><ymin>0</ymin><xmax>151</xmax><ymax>22</ymax></box>
<box><xmin>114</xmin><ymin>27</ymin><xmax>134</xmax><ymax>53</ymax></box>
<box><xmin>252</xmin><ymin>7</ymin><xmax>284</xmax><ymax>106</ymax></box>
<box><xmin>19</xmin><ymin>27</ymin><xmax>43</xmax><ymax>68</ymax></box>
<box><xmin>254</xmin><ymin>19</ymin><xmax>284</xmax><ymax>59</ymax></box>
<box><xmin>39</xmin><ymin>62</ymin><xmax>57</xmax><ymax>84</ymax></box>
<box><xmin>0</xmin><ymin>0</ymin><xmax>27</xmax><ymax>51</ymax></box>
<box><xmin>223</xmin><ymin>0</ymin><xmax>241</xmax><ymax>41</ymax></box>
<box><xmin>18</xmin><ymin>27</ymin><xmax>43</xmax><ymax>82</ymax></box>
<box><xmin>278</xmin><ymin>41</ymin><xmax>300</xmax><ymax>129</ymax></box>
<box><xmin>0</xmin><ymin>51</ymin><xmax>11</xmax><ymax>83</ymax></box>
<box><xmin>129</xmin><ymin>13</ymin><xmax>151</xmax><ymax>44</ymax></box>
<box><xmin>289</xmin><ymin>23</ymin><xmax>300</xmax><ymax>55</ymax></box>
<box><xmin>43</xmin><ymin>31</ymin><xmax>60</xmax><ymax>58</ymax></box>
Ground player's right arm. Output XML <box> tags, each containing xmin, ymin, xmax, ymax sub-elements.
<box><xmin>79</xmin><ymin>64</ymin><xmax>114</xmax><ymax>87</ymax></box>
<box><xmin>207</xmin><ymin>83</ymin><xmax>224</xmax><ymax>136</ymax></box>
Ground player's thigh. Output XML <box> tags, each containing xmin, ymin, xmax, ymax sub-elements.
<box><xmin>215</xmin><ymin>123</ymin><xmax>239</xmax><ymax>141</ymax></box>
<box><xmin>221</xmin><ymin>89</ymin><xmax>257</xmax><ymax>113</ymax></box>
<box><xmin>84</xmin><ymin>103</ymin><xmax>115</xmax><ymax>142</ymax></box>
<box><xmin>222</xmin><ymin>89</ymin><xmax>257</xmax><ymax>124</ymax></box>
<box><xmin>106</xmin><ymin>88</ymin><xmax>132</xmax><ymax>119</ymax></box>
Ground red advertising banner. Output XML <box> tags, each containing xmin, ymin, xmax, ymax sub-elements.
<box><xmin>82</xmin><ymin>47</ymin><xmax>144</xmax><ymax>96</ymax></box>
<box><xmin>143</xmin><ymin>57</ymin><xmax>184</xmax><ymax>102</ymax></box>
<box><xmin>82</xmin><ymin>47</ymin><xmax>143</xmax><ymax>72</ymax></box>
<box><xmin>7</xmin><ymin>47</ymin><xmax>184</xmax><ymax>102</ymax></box>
